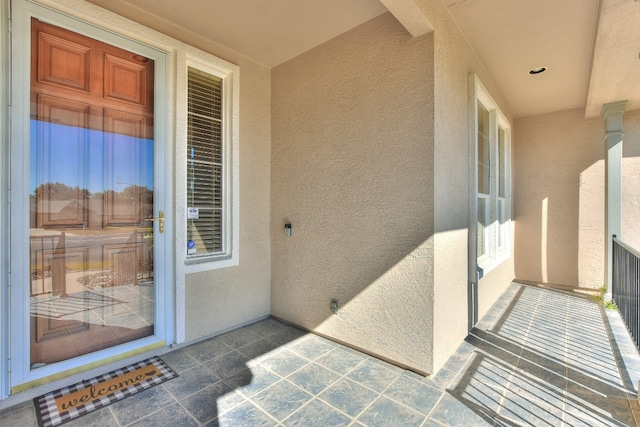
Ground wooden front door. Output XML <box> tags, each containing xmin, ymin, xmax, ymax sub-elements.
<box><xmin>29</xmin><ymin>18</ymin><xmax>155</xmax><ymax>366</ymax></box>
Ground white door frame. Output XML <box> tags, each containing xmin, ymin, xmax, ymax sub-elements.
<box><xmin>6</xmin><ymin>0</ymin><xmax>174</xmax><ymax>393</ymax></box>
<box><xmin>0</xmin><ymin>0</ymin><xmax>9</xmax><ymax>401</ymax></box>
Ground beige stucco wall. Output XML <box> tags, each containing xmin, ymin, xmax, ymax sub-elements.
<box><xmin>429</xmin><ymin>2</ymin><xmax>471</xmax><ymax>373</ymax></box>
<box><xmin>622</xmin><ymin>110</ymin><xmax>640</xmax><ymax>252</ymax></box>
<box><xmin>514</xmin><ymin>108</ymin><xmax>605</xmax><ymax>288</ymax></box>
<box><xmin>514</xmin><ymin>108</ymin><xmax>640</xmax><ymax>288</ymax></box>
<box><xmin>271</xmin><ymin>13</ymin><xmax>436</xmax><ymax>374</ymax></box>
<box><xmin>417</xmin><ymin>0</ymin><xmax>516</xmax><ymax>371</ymax></box>
<box><xmin>271</xmin><ymin>5</ymin><xmax>516</xmax><ymax>374</ymax></box>
<box><xmin>84</xmin><ymin>0</ymin><xmax>273</xmax><ymax>341</ymax></box>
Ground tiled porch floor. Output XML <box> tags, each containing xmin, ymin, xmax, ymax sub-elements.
<box><xmin>1</xmin><ymin>282</ymin><xmax>639</xmax><ymax>426</ymax></box>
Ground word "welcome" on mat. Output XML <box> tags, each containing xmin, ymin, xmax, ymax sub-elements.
<box><xmin>34</xmin><ymin>356</ymin><xmax>177</xmax><ymax>427</ymax></box>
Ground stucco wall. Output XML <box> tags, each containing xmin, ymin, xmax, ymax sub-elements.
<box><xmin>514</xmin><ymin>109</ymin><xmax>604</xmax><ymax>288</ymax></box>
<box><xmin>622</xmin><ymin>110</ymin><xmax>640</xmax><ymax>252</ymax></box>
<box><xmin>417</xmin><ymin>0</ymin><xmax>516</xmax><ymax>371</ymax></box>
<box><xmin>84</xmin><ymin>0</ymin><xmax>273</xmax><ymax>341</ymax></box>
<box><xmin>514</xmin><ymin>108</ymin><xmax>640</xmax><ymax>288</ymax></box>
<box><xmin>271</xmin><ymin>13</ymin><xmax>436</xmax><ymax>374</ymax></box>
<box><xmin>271</xmin><ymin>4</ymin><xmax>517</xmax><ymax>374</ymax></box>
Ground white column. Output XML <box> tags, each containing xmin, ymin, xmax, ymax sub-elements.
<box><xmin>601</xmin><ymin>101</ymin><xmax>626</xmax><ymax>301</ymax></box>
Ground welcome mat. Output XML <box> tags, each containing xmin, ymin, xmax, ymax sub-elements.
<box><xmin>34</xmin><ymin>356</ymin><xmax>177</xmax><ymax>427</ymax></box>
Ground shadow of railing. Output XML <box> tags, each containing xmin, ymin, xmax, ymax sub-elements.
<box><xmin>448</xmin><ymin>284</ymin><xmax>637</xmax><ymax>426</ymax></box>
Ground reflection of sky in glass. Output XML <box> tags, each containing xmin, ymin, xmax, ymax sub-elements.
<box><xmin>30</xmin><ymin>120</ymin><xmax>154</xmax><ymax>194</ymax></box>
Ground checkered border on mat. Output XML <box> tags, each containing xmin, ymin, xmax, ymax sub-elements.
<box><xmin>34</xmin><ymin>356</ymin><xmax>177</xmax><ymax>427</ymax></box>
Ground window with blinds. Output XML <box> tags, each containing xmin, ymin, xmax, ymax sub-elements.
<box><xmin>187</xmin><ymin>67</ymin><xmax>224</xmax><ymax>257</ymax></box>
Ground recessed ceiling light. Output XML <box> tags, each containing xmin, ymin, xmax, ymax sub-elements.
<box><xmin>529</xmin><ymin>67</ymin><xmax>547</xmax><ymax>75</ymax></box>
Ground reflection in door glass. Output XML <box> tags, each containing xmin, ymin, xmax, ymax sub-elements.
<box><xmin>30</xmin><ymin>18</ymin><xmax>155</xmax><ymax>367</ymax></box>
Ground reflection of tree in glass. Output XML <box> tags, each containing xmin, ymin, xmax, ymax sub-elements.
<box><xmin>33</xmin><ymin>182</ymin><xmax>152</xmax><ymax>200</ymax></box>
<box><xmin>33</xmin><ymin>182</ymin><xmax>90</xmax><ymax>200</ymax></box>
<box><xmin>103</xmin><ymin>185</ymin><xmax>154</xmax><ymax>224</ymax></box>
<box><xmin>32</xmin><ymin>182</ymin><xmax>153</xmax><ymax>229</ymax></box>
<box><xmin>104</xmin><ymin>185</ymin><xmax>153</xmax><ymax>200</ymax></box>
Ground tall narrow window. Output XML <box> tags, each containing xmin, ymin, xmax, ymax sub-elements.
<box><xmin>473</xmin><ymin>76</ymin><xmax>511</xmax><ymax>273</ymax></box>
<box><xmin>187</xmin><ymin>67</ymin><xmax>224</xmax><ymax>257</ymax></box>
<box><xmin>497</xmin><ymin>127</ymin><xmax>507</xmax><ymax>249</ymax></box>
<box><xmin>477</xmin><ymin>102</ymin><xmax>490</xmax><ymax>258</ymax></box>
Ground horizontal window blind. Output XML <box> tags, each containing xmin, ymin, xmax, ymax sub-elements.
<box><xmin>187</xmin><ymin>67</ymin><xmax>223</xmax><ymax>256</ymax></box>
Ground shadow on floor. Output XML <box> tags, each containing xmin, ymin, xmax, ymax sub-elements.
<box><xmin>447</xmin><ymin>284</ymin><xmax>639</xmax><ymax>426</ymax></box>
<box><xmin>2</xmin><ymin>282</ymin><xmax>640</xmax><ymax>426</ymax></box>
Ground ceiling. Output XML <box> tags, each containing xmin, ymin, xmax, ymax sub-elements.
<box><xmin>87</xmin><ymin>0</ymin><xmax>389</xmax><ymax>68</ymax></box>
<box><xmin>88</xmin><ymin>0</ymin><xmax>640</xmax><ymax>119</ymax></box>
<box><xmin>443</xmin><ymin>0</ymin><xmax>640</xmax><ymax>118</ymax></box>
<box><xmin>444</xmin><ymin>0</ymin><xmax>599</xmax><ymax>118</ymax></box>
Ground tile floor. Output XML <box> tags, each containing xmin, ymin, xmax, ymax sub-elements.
<box><xmin>1</xmin><ymin>281</ymin><xmax>639</xmax><ymax>426</ymax></box>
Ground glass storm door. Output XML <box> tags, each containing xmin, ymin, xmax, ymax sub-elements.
<box><xmin>29</xmin><ymin>18</ymin><xmax>156</xmax><ymax>367</ymax></box>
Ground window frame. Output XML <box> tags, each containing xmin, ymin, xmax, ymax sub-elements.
<box><xmin>186</xmin><ymin>66</ymin><xmax>225</xmax><ymax>260</ymax></box>
<box><xmin>177</xmin><ymin>53</ymin><xmax>239</xmax><ymax>274</ymax></box>
<box><xmin>471</xmin><ymin>75</ymin><xmax>512</xmax><ymax>276</ymax></box>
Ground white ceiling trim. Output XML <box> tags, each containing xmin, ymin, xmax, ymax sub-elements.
<box><xmin>379</xmin><ymin>0</ymin><xmax>433</xmax><ymax>37</ymax></box>
<box><xmin>585</xmin><ymin>0</ymin><xmax>640</xmax><ymax>117</ymax></box>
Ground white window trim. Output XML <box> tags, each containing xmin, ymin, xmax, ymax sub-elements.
<box><xmin>176</xmin><ymin>53</ymin><xmax>240</xmax><ymax>275</ymax></box>
<box><xmin>0</xmin><ymin>0</ymin><xmax>6</xmax><ymax>400</ymax></box>
<box><xmin>470</xmin><ymin>75</ymin><xmax>512</xmax><ymax>277</ymax></box>
<box><xmin>170</xmin><ymin>21</ymin><xmax>239</xmax><ymax>346</ymax></box>
<box><xmin>477</xmin><ymin>193</ymin><xmax>491</xmax><ymax>264</ymax></box>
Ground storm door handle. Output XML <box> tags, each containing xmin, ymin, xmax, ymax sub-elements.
<box><xmin>146</xmin><ymin>211</ymin><xmax>164</xmax><ymax>233</ymax></box>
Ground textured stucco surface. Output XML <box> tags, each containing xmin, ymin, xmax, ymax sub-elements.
<box><xmin>622</xmin><ymin>110</ymin><xmax>640</xmax><ymax>252</ymax></box>
<box><xmin>421</xmin><ymin>0</ymin><xmax>515</xmax><ymax>372</ymax></box>
<box><xmin>430</xmin><ymin>2</ymin><xmax>472</xmax><ymax>373</ymax></box>
<box><xmin>514</xmin><ymin>109</ymin><xmax>605</xmax><ymax>288</ymax></box>
<box><xmin>80</xmin><ymin>0</ymin><xmax>273</xmax><ymax>341</ymax></box>
<box><xmin>271</xmin><ymin>7</ymin><xmax>516</xmax><ymax>374</ymax></box>
<box><xmin>271</xmin><ymin>13</ymin><xmax>436</xmax><ymax>373</ymax></box>
<box><xmin>514</xmin><ymin>108</ymin><xmax>640</xmax><ymax>288</ymax></box>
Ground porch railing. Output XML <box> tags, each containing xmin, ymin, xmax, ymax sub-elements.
<box><xmin>612</xmin><ymin>236</ymin><xmax>640</xmax><ymax>352</ymax></box>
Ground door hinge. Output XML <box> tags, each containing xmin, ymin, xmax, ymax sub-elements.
<box><xmin>6</xmin><ymin>2</ymin><xmax>11</xmax><ymax>34</ymax></box>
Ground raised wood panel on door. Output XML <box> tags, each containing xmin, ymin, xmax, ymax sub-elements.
<box><xmin>31</xmin><ymin>18</ymin><xmax>154</xmax><ymax>116</ymax></box>
<box><xmin>103</xmin><ymin>109</ymin><xmax>147</xmax><ymax>226</ymax></box>
<box><xmin>36</xmin><ymin>31</ymin><xmax>91</xmax><ymax>92</ymax></box>
<box><xmin>104</xmin><ymin>54</ymin><xmax>149</xmax><ymax>106</ymax></box>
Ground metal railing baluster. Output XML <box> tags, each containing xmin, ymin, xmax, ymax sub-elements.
<box><xmin>613</xmin><ymin>236</ymin><xmax>640</xmax><ymax>351</ymax></box>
